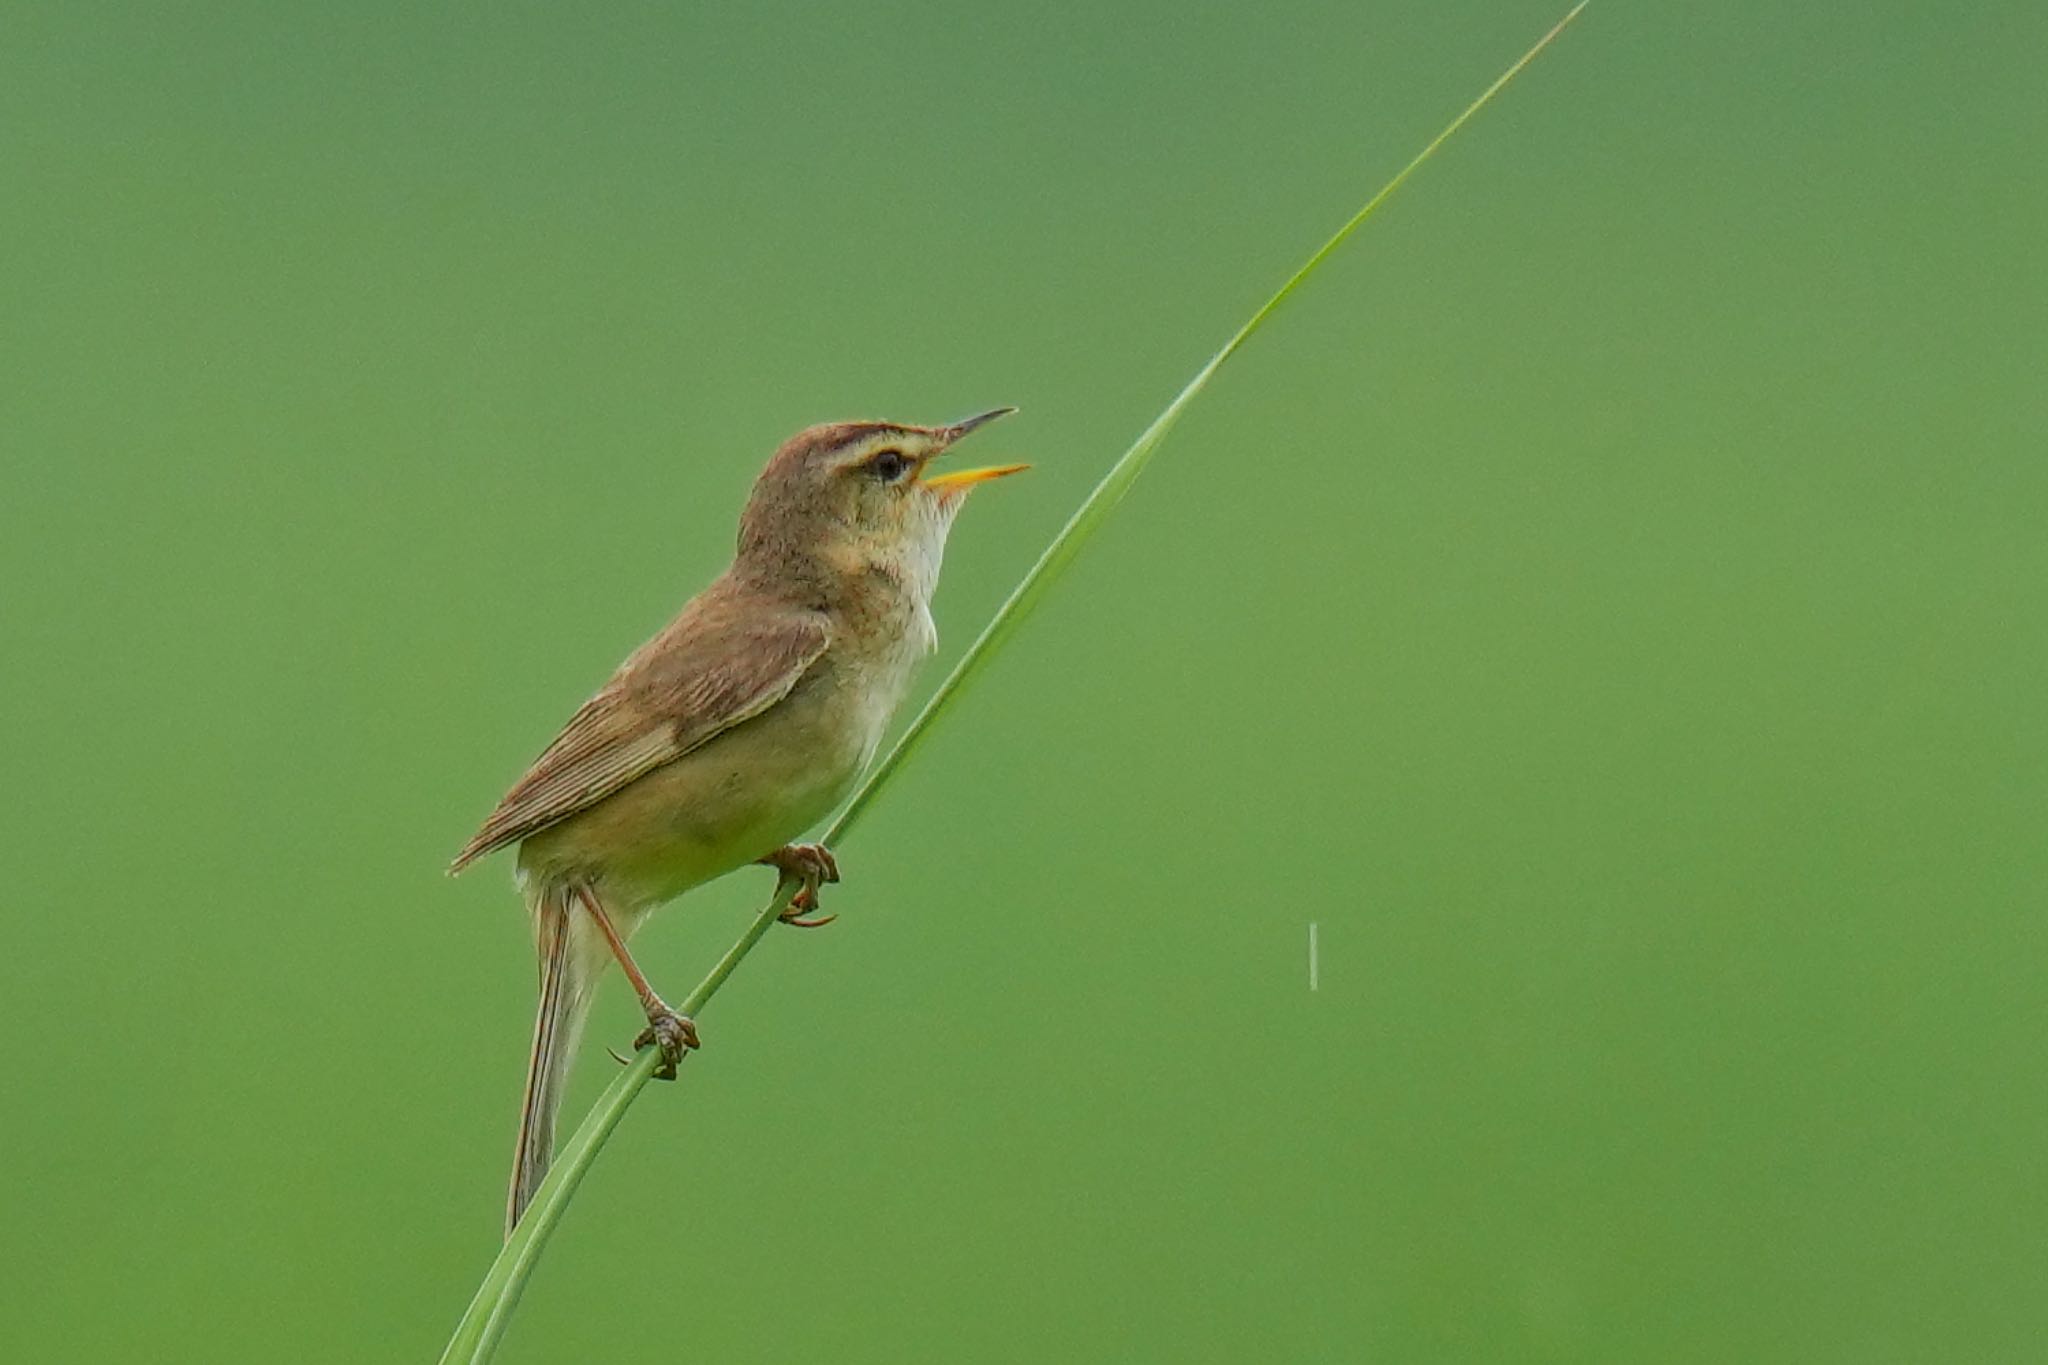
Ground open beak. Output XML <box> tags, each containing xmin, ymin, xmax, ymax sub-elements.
<box><xmin>922</xmin><ymin>461</ymin><xmax>1030</xmax><ymax>495</ymax></box>
<box><xmin>922</xmin><ymin>406</ymin><xmax>1028</xmax><ymax>496</ymax></box>
<box><xmin>937</xmin><ymin>407</ymin><xmax>1018</xmax><ymax>443</ymax></box>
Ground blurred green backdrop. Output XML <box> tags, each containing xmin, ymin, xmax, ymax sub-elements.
<box><xmin>4</xmin><ymin>1</ymin><xmax>2044</xmax><ymax>1360</ymax></box>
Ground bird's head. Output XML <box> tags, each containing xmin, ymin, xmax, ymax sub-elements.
<box><xmin>737</xmin><ymin>408</ymin><xmax>1025</xmax><ymax>598</ymax></box>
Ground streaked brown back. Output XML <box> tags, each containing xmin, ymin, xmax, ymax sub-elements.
<box><xmin>450</xmin><ymin>581</ymin><xmax>830</xmax><ymax>872</ymax></box>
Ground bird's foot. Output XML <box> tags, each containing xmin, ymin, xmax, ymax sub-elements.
<box><xmin>759</xmin><ymin>843</ymin><xmax>841</xmax><ymax>927</ymax></box>
<box><xmin>631</xmin><ymin>1006</ymin><xmax>701</xmax><ymax>1081</ymax></box>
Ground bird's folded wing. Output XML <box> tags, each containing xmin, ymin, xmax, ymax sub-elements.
<box><xmin>449</xmin><ymin>605</ymin><xmax>830</xmax><ymax>872</ymax></box>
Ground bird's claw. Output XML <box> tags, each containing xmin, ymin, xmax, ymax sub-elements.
<box><xmin>761</xmin><ymin>843</ymin><xmax>841</xmax><ymax>928</ymax></box>
<box><xmin>632</xmin><ymin>1007</ymin><xmax>700</xmax><ymax>1081</ymax></box>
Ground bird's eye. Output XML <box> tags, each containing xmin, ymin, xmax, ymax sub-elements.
<box><xmin>868</xmin><ymin>449</ymin><xmax>911</xmax><ymax>483</ymax></box>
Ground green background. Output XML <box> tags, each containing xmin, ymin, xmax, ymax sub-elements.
<box><xmin>4</xmin><ymin>1</ymin><xmax>2044</xmax><ymax>1360</ymax></box>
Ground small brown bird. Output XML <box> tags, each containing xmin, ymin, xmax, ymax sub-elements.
<box><xmin>450</xmin><ymin>410</ymin><xmax>1024</xmax><ymax>1233</ymax></box>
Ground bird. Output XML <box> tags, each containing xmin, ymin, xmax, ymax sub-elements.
<box><xmin>449</xmin><ymin>409</ymin><xmax>1025</xmax><ymax>1234</ymax></box>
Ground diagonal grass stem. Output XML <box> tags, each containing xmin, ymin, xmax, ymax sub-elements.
<box><xmin>438</xmin><ymin>8</ymin><xmax>1586</xmax><ymax>1359</ymax></box>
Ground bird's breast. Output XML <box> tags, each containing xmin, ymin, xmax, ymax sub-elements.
<box><xmin>517</xmin><ymin>606</ymin><xmax>935</xmax><ymax>912</ymax></box>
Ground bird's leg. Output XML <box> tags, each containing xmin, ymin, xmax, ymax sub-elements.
<box><xmin>571</xmin><ymin>884</ymin><xmax>699</xmax><ymax>1080</ymax></box>
<box><xmin>758</xmin><ymin>843</ymin><xmax>840</xmax><ymax>927</ymax></box>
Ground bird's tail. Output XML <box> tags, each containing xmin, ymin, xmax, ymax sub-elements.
<box><xmin>507</xmin><ymin>882</ymin><xmax>606</xmax><ymax>1237</ymax></box>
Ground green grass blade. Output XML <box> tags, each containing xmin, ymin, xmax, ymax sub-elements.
<box><xmin>829</xmin><ymin>0</ymin><xmax>1588</xmax><ymax>841</ymax></box>
<box><xmin>438</xmin><ymin>8</ymin><xmax>1586</xmax><ymax>1359</ymax></box>
<box><xmin>438</xmin><ymin>881</ymin><xmax>796</xmax><ymax>1365</ymax></box>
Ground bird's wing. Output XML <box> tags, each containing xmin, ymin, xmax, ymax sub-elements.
<box><xmin>449</xmin><ymin>601</ymin><xmax>830</xmax><ymax>872</ymax></box>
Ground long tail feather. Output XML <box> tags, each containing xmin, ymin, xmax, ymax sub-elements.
<box><xmin>506</xmin><ymin>884</ymin><xmax>601</xmax><ymax>1237</ymax></box>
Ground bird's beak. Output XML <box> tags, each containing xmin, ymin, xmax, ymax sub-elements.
<box><xmin>923</xmin><ymin>407</ymin><xmax>1027</xmax><ymax>497</ymax></box>
<box><xmin>937</xmin><ymin>407</ymin><xmax>1018</xmax><ymax>444</ymax></box>
<box><xmin>921</xmin><ymin>461</ymin><xmax>1030</xmax><ymax>496</ymax></box>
